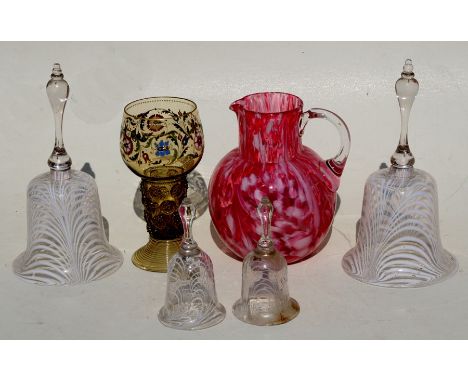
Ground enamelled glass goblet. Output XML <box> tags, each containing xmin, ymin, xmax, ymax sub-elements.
<box><xmin>120</xmin><ymin>97</ymin><xmax>204</xmax><ymax>272</ymax></box>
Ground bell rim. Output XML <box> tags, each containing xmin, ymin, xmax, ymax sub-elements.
<box><xmin>342</xmin><ymin>246</ymin><xmax>458</xmax><ymax>288</ymax></box>
<box><xmin>232</xmin><ymin>297</ymin><xmax>300</xmax><ymax>326</ymax></box>
<box><xmin>13</xmin><ymin>245</ymin><xmax>123</xmax><ymax>286</ymax></box>
<box><xmin>157</xmin><ymin>303</ymin><xmax>226</xmax><ymax>331</ymax></box>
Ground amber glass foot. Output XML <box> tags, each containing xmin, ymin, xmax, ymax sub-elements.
<box><xmin>132</xmin><ymin>238</ymin><xmax>181</xmax><ymax>272</ymax></box>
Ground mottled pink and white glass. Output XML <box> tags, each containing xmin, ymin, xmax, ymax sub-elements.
<box><xmin>209</xmin><ymin>92</ymin><xmax>351</xmax><ymax>264</ymax></box>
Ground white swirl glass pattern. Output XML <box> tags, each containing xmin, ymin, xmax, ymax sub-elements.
<box><xmin>342</xmin><ymin>60</ymin><xmax>457</xmax><ymax>288</ymax></box>
<box><xmin>342</xmin><ymin>168</ymin><xmax>457</xmax><ymax>287</ymax></box>
<box><xmin>158</xmin><ymin>198</ymin><xmax>225</xmax><ymax>330</ymax></box>
<box><xmin>14</xmin><ymin>170</ymin><xmax>123</xmax><ymax>285</ymax></box>
<box><xmin>158</xmin><ymin>252</ymin><xmax>225</xmax><ymax>330</ymax></box>
<box><xmin>14</xmin><ymin>64</ymin><xmax>123</xmax><ymax>286</ymax></box>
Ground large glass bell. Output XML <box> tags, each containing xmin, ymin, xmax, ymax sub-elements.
<box><xmin>342</xmin><ymin>59</ymin><xmax>457</xmax><ymax>287</ymax></box>
<box><xmin>13</xmin><ymin>64</ymin><xmax>123</xmax><ymax>285</ymax></box>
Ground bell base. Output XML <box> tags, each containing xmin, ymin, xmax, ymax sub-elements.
<box><xmin>232</xmin><ymin>298</ymin><xmax>300</xmax><ymax>326</ymax></box>
<box><xmin>342</xmin><ymin>247</ymin><xmax>458</xmax><ymax>288</ymax></box>
<box><xmin>158</xmin><ymin>303</ymin><xmax>226</xmax><ymax>330</ymax></box>
<box><xmin>132</xmin><ymin>238</ymin><xmax>181</xmax><ymax>273</ymax></box>
<box><xmin>13</xmin><ymin>246</ymin><xmax>123</xmax><ymax>286</ymax></box>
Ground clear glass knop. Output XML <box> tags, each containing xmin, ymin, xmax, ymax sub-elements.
<box><xmin>232</xmin><ymin>197</ymin><xmax>299</xmax><ymax>325</ymax></box>
<box><xmin>158</xmin><ymin>197</ymin><xmax>225</xmax><ymax>330</ymax></box>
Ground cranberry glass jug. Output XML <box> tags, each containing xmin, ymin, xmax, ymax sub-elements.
<box><xmin>209</xmin><ymin>92</ymin><xmax>350</xmax><ymax>264</ymax></box>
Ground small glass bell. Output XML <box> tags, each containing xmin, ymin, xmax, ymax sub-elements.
<box><xmin>13</xmin><ymin>64</ymin><xmax>123</xmax><ymax>286</ymax></box>
<box><xmin>232</xmin><ymin>197</ymin><xmax>299</xmax><ymax>326</ymax></box>
<box><xmin>158</xmin><ymin>197</ymin><xmax>225</xmax><ymax>330</ymax></box>
<box><xmin>342</xmin><ymin>59</ymin><xmax>457</xmax><ymax>287</ymax></box>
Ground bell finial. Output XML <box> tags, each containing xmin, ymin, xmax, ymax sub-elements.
<box><xmin>47</xmin><ymin>63</ymin><xmax>72</xmax><ymax>171</ymax></box>
<box><xmin>402</xmin><ymin>58</ymin><xmax>414</xmax><ymax>74</ymax></box>
<box><xmin>51</xmin><ymin>63</ymin><xmax>63</xmax><ymax>78</ymax></box>
<box><xmin>390</xmin><ymin>58</ymin><xmax>419</xmax><ymax>169</ymax></box>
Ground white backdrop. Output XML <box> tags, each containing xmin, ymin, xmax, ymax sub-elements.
<box><xmin>1</xmin><ymin>42</ymin><xmax>467</xmax><ymax>339</ymax></box>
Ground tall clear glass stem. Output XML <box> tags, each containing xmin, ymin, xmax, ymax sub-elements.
<box><xmin>398</xmin><ymin>101</ymin><xmax>410</xmax><ymax>148</ymax></box>
<box><xmin>47</xmin><ymin>63</ymin><xmax>72</xmax><ymax>171</ymax></box>
<box><xmin>391</xmin><ymin>59</ymin><xmax>419</xmax><ymax>169</ymax></box>
<box><xmin>53</xmin><ymin>110</ymin><xmax>65</xmax><ymax>150</ymax></box>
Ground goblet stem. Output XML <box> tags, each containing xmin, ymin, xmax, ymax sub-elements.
<box><xmin>141</xmin><ymin>175</ymin><xmax>188</xmax><ymax>240</ymax></box>
<box><xmin>133</xmin><ymin>174</ymin><xmax>188</xmax><ymax>272</ymax></box>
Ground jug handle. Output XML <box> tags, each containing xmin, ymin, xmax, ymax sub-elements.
<box><xmin>300</xmin><ymin>108</ymin><xmax>351</xmax><ymax>177</ymax></box>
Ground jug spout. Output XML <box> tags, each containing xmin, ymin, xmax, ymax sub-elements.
<box><xmin>229</xmin><ymin>98</ymin><xmax>244</xmax><ymax>114</ymax></box>
<box><xmin>229</xmin><ymin>92</ymin><xmax>303</xmax><ymax>163</ymax></box>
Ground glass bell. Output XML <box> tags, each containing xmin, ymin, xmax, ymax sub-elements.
<box><xmin>232</xmin><ymin>197</ymin><xmax>299</xmax><ymax>325</ymax></box>
<box><xmin>158</xmin><ymin>197</ymin><xmax>225</xmax><ymax>330</ymax></box>
<box><xmin>13</xmin><ymin>64</ymin><xmax>123</xmax><ymax>286</ymax></box>
<box><xmin>342</xmin><ymin>59</ymin><xmax>457</xmax><ymax>288</ymax></box>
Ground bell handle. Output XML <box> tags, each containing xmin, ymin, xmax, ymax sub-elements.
<box><xmin>300</xmin><ymin>108</ymin><xmax>350</xmax><ymax>177</ymax></box>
